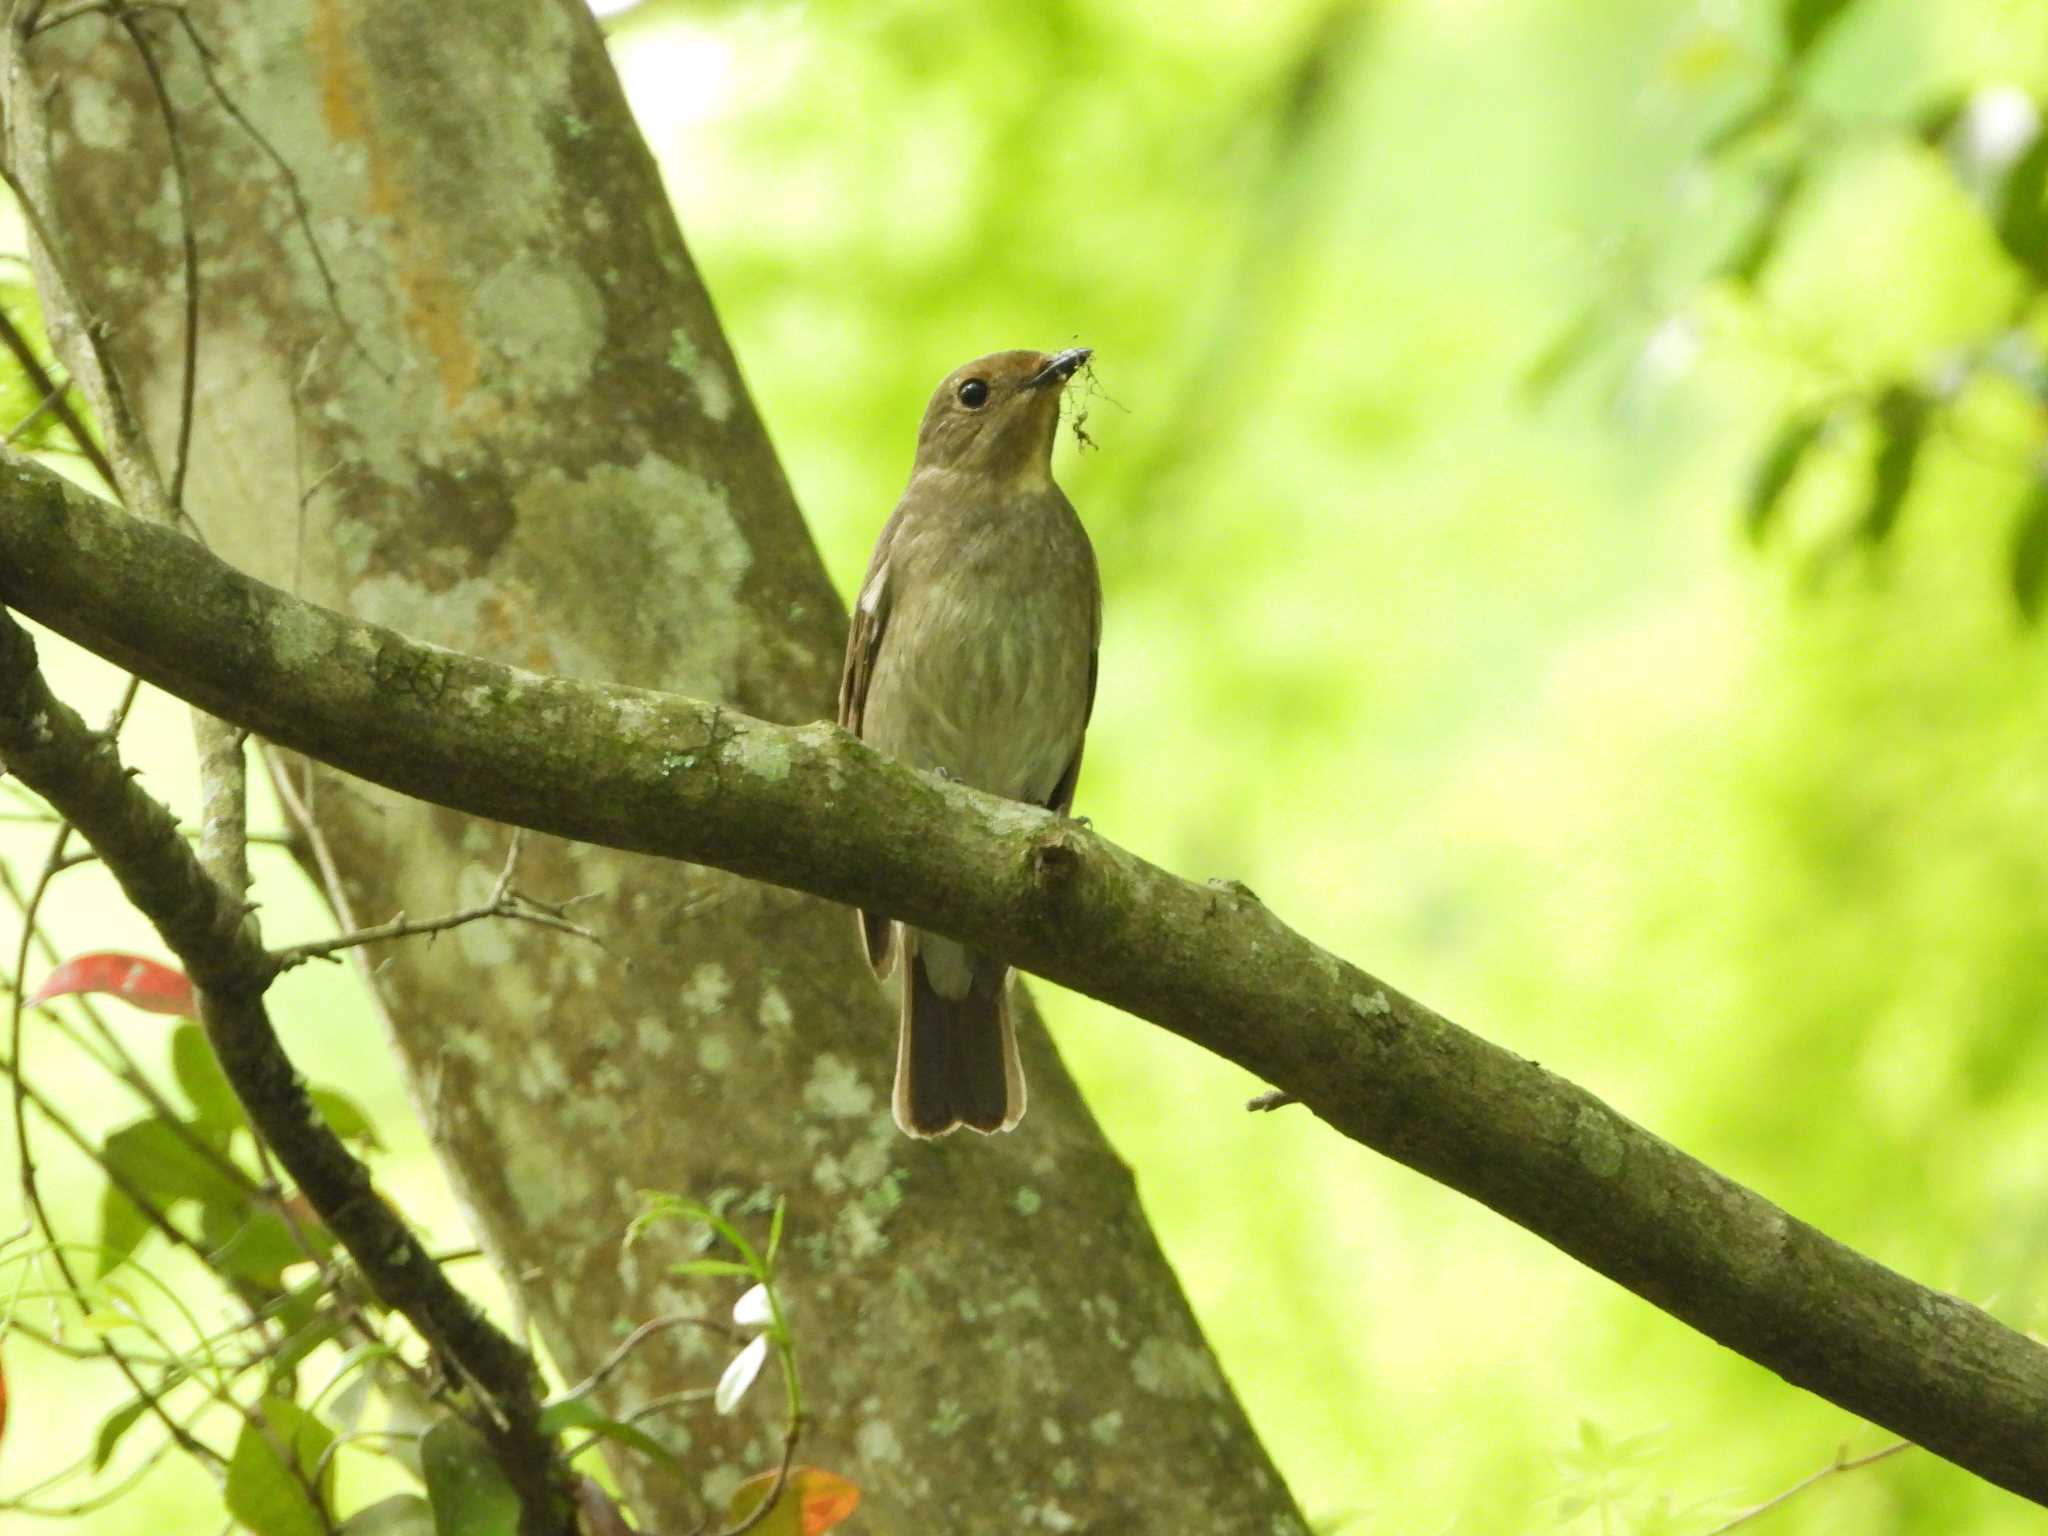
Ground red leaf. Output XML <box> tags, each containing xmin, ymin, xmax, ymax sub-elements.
<box><xmin>726</xmin><ymin>1466</ymin><xmax>862</xmax><ymax>1535</ymax></box>
<box><xmin>25</xmin><ymin>953</ymin><xmax>196</xmax><ymax>1017</ymax></box>
<box><xmin>794</xmin><ymin>1468</ymin><xmax>861</xmax><ymax>1534</ymax></box>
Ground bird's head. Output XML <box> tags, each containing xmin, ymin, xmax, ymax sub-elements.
<box><xmin>912</xmin><ymin>347</ymin><xmax>1092</xmax><ymax>487</ymax></box>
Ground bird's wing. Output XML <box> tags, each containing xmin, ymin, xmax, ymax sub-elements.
<box><xmin>838</xmin><ymin>512</ymin><xmax>898</xmax><ymax>736</ymax></box>
<box><xmin>841</xmin><ymin>509</ymin><xmax>901</xmax><ymax>975</ymax></box>
<box><xmin>1046</xmin><ymin>581</ymin><xmax>1101</xmax><ymax>818</ymax></box>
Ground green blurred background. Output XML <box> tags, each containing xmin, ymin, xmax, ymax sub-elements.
<box><xmin>9</xmin><ymin>0</ymin><xmax>2048</xmax><ymax>1529</ymax></box>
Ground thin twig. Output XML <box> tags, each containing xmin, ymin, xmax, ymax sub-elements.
<box><xmin>555</xmin><ymin>1313</ymin><xmax>742</xmax><ymax>1406</ymax></box>
<box><xmin>163</xmin><ymin>7</ymin><xmax>390</xmax><ymax>382</ymax></box>
<box><xmin>0</xmin><ymin>302</ymin><xmax>111</xmax><ymax>485</ymax></box>
<box><xmin>111</xmin><ymin>1</ymin><xmax>198</xmax><ymax>511</ymax></box>
<box><xmin>25</xmin><ymin>0</ymin><xmax>181</xmax><ymax>36</ymax></box>
<box><xmin>271</xmin><ymin>832</ymin><xmax>603</xmax><ymax>970</ymax></box>
<box><xmin>0</xmin><ymin>612</ymin><xmax>576</xmax><ymax>1534</ymax></box>
<box><xmin>713</xmin><ymin>1417</ymin><xmax>802</xmax><ymax>1536</ymax></box>
<box><xmin>3</xmin><ymin>375</ymin><xmax>64</xmax><ymax>445</ymax></box>
<box><xmin>1702</xmin><ymin>1440</ymin><xmax>1913</xmax><ymax>1534</ymax></box>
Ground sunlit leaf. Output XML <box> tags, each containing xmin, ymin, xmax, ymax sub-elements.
<box><xmin>202</xmin><ymin>1196</ymin><xmax>332</xmax><ymax>1293</ymax></box>
<box><xmin>226</xmin><ymin>1397</ymin><xmax>337</xmax><ymax>1536</ymax></box>
<box><xmin>2010</xmin><ymin>477</ymin><xmax>2048</xmax><ymax>624</ymax></box>
<box><xmin>1781</xmin><ymin>0</ymin><xmax>1857</xmax><ymax>62</ymax></box>
<box><xmin>1744</xmin><ymin>412</ymin><xmax>1828</xmax><ymax>542</ymax></box>
<box><xmin>1520</xmin><ymin>303</ymin><xmax>1609</xmax><ymax>402</ymax></box>
<box><xmin>715</xmin><ymin>1334</ymin><xmax>769</xmax><ymax>1415</ymax></box>
<box><xmin>1701</xmin><ymin>88</ymin><xmax>1789</xmax><ymax>158</ymax></box>
<box><xmin>1724</xmin><ymin>164</ymin><xmax>1807</xmax><ymax>285</ymax></box>
<box><xmin>25</xmin><ymin>952</ymin><xmax>194</xmax><ymax>1017</ymax></box>
<box><xmin>0</xmin><ymin>282</ymin><xmax>86</xmax><ymax>457</ymax></box>
<box><xmin>421</xmin><ymin>1416</ymin><xmax>519</xmax><ymax>1536</ymax></box>
<box><xmin>267</xmin><ymin>1307</ymin><xmax>351</xmax><ymax>1389</ymax></box>
<box><xmin>1915</xmin><ymin>90</ymin><xmax>1971</xmax><ymax>148</ymax></box>
<box><xmin>1860</xmin><ymin>387</ymin><xmax>1930</xmax><ymax>544</ymax></box>
<box><xmin>535</xmin><ymin>1395</ymin><xmax>681</xmax><ymax>1471</ymax></box>
<box><xmin>92</xmin><ymin>1393</ymin><xmax>151</xmax><ymax>1471</ymax></box>
<box><xmin>337</xmin><ymin>1494</ymin><xmax>435</xmax><ymax>1535</ymax></box>
<box><xmin>309</xmin><ymin>1086</ymin><xmax>383</xmax><ymax>1149</ymax></box>
<box><xmin>670</xmin><ymin>1257</ymin><xmax>755</xmax><ymax>1280</ymax></box>
<box><xmin>97</xmin><ymin>1115</ymin><xmax>250</xmax><ymax>1275</ymax></box>
<box><xmin>1995</xmin><ymin>121</ymin><xmax>2048</xmax><ymax>278</ymax></box>
<box><xmin>726</xmin><ymin>1466</ymin><xmax>862</xmax><ymax>1535</ymax></box>
<box><xmin>171</xmin><ymin>1022</ymin><xmax>242</xmax><ymax>1136</ymax></box>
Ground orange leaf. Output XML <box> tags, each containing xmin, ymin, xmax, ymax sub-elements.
<box><xmin>726</xmin><ymin>1466</ymin><xmax>862</xmax><ymax>1535</ymax></box>
<box><xmin>794</xmin><ymin>1468</ymin><xmax>861</xmax><ymax>1533</ymax></box>
<box><xmin>25</xmin><ymin>953</ymin><xmax>195</xmax><ymax>1018</ymax></box>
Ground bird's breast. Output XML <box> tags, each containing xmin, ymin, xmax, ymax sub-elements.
<box><xmin>863</xmin><ymin>505</ymin><xmax>1097</xmax><ymax>806</ymax></box>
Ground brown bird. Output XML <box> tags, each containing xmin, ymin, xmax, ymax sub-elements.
<box><xmin>839</xmin><ymin>347</ymin><xmax>1101</xmax><ymax>1137</ymax></box>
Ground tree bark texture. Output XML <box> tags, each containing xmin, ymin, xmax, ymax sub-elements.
<box><xmin>3</xmin><ymin>4</ymin><xmax>1308</xmax><ymax>1531</ymax></box>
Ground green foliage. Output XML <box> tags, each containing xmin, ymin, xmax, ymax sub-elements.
<box><xmin>225</xmin><ymin>1397</ymin><xmax>336</xmax><ymax>1536</ymax></box>
<box><xmin>2010</xmin><ymin>476</ymin><xmax>2048</xmax><ymax>621</ymax></box>
<box><xmin>0</xmin><ymin>280</ymin><xmax>95</xmax><ymax>464</ymax></box>
<box><xmin>418</xmin><ymin>1418</ymin><xmax>518</xmax><ymax>1536</ymax></box>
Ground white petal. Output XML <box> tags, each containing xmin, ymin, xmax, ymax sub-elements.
<box><xmin>714</xmin><ymin>1335</ymin><xmax>769</xmax><ymax>1416</ymax></box>
<box><xmin>732</xmin><ymin>1282</ymin><xmax>774</xmax><ymax>1329</ymax></box>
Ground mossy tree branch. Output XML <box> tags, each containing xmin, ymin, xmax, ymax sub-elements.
<box><xmin>5</xmin><ymin>451</ymin><xmax>2048</xmax><ymax>1506</ymax></box>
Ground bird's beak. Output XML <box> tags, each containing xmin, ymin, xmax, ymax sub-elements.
<box><xmin>1027</xmin><ymin>347</ymin><xmax>1092</xmax><ymax>390</ymax></box>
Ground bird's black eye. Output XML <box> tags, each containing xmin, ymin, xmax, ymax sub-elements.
<box><xmin>957</xmin><ymin>378</ymin><xmax>990</xmax><ymax>409</ymax></box>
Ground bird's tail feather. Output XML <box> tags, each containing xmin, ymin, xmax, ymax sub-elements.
<box><xmin>892</xmin><ymin>935</ymin><xmax>1023</xmax><ymax>1137</ymax></box>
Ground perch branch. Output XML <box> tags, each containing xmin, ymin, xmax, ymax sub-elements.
<box><xmin>2</xmin><ymin>455</ymin><xmax>2047</xmax><ymax>1505</ymax></box>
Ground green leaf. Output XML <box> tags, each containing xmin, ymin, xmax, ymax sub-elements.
<box><xmin>226</xmin><ymin>1397</ymin><xmax>337</xmax><ymax>1536</ymax></box>
<box><xmin>1860</xmin><ymin>387</ymin><xmax>1930</xmax><ymax>544</ymax></box>
<box><xmin>1914</xmin><ymin>89</ymin><xmax>1971</xmax><ymax>149</ymax></box>
<box><xmin>1520</xmin><ymin>303</ymin><xmax>1609</xmax><ymax>402</ymax></box>
<box><xmin>96</xmin><ymin>1115</ymin><xmax>249</xmax><ymax>1275</ymax></box>
<box><xmin>668</xmin><ymin>1258</ymin><xmax>755</xmax><ymax>1280</ymax></box>
<box><xmin>1995</xmin><ymin>123</ymin><xmax>2048</xmax><ymax>280</ymax></box>
<box><xmin>338</xmin><ymin>1494</ymin><xmax>435</xmax><ymax>1536</ymax></box>
<box><xmin>1701</xmin><ymin>88</ymin><xmax>1790</xmax><ymax>159</ymax></box>
<box><xmin>103</xmin><ymin>1115</ymin><xmax>247</xmax><ymax>1206</ymax></box>
<box><xmin>92</xmin><ymin>1393</ymin><xmax>152</xmax><ymax>1472</ymax></box>
<box><xmin>536</xmin><ymin>1395</ymin><xmax>681</xmax><ymax>1471</ymax></box>
<box><xmin>309</xmin><ymin>1087</ymin><xmax>383</xmax><ymax>1149</ymax></box>
<box><xmin>171</xmin><ymin>1022</ymin><xmax>242</xmax><ymax>1136</ymax></box>
<box><xmin>96</xmin><ymin>1181</ymin><xmax>156</xmax><ymax>1276</ymax></box>
<box><xmin>1722</xmin><ymin>164</ymin><xmax>1806</xmax><ymax>284</ymax></box>
<box><xmin>421</xmin><ymin>1416</ymin><xmax>519</xmax><ymax>1536</ymax></box>
<box><xmin>766</xmin><ymin>1195</ymin><xmax>786</xmax><ymax>1270</ymax></box>
<box><xmin>268</xmin><ymin>1307</ymin><xmax>351</xmax><ymax>1389</ymax></box>
<box><xmin>1744</xmin><ymin>412</ymin><xmax>1828</xmax><ymax>542</ymax></box>
<box><xmin>1781</xmin><ymin>0</ymin><xmax>1858</xmax><ymax>62</ymax></box>
<box><xmin>2010</xmin><ymin>478</ymin><xmax>2048</xmax><ymax>624</ymax></box>
<box><xmin>202</xmin><ymin>1197</ymin><xmax>330</xmax><ymax>1293</ymax></box>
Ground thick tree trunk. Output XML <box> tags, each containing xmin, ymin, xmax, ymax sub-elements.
<box><xmin>5</xmin><ymin>2</ymin><xmax>1306</xmax><ymax>1529</ymax></box>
